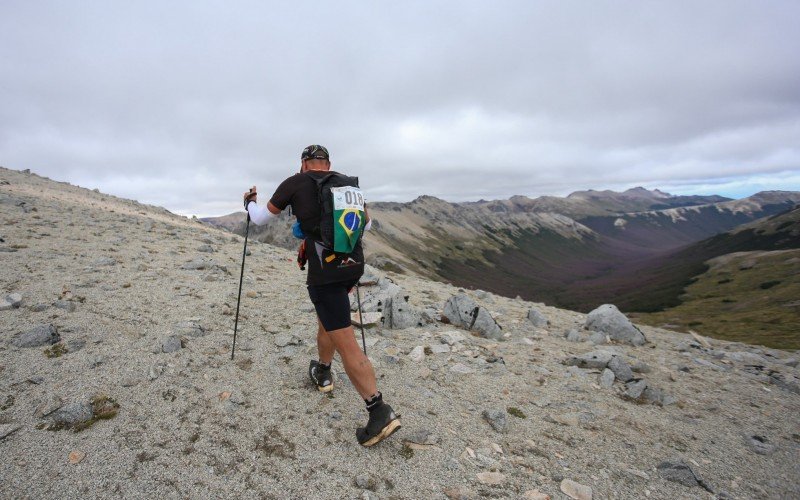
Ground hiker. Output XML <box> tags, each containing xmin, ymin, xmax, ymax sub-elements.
<box><xmin>243</xmin><ymin>144</ymin><xmax>400</xmax><ymax>447</ymax></box>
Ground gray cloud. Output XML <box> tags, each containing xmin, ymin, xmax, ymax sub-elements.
<box><xmin>1</xmin><ymin>1</ymin><xmax>799</xmax><ymax>216</ymax></box>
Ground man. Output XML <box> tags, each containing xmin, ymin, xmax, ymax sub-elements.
<box><xmin>243</xmin><ymin>145</ymin><xmax>400</xmax><ymax>447</ymax></box>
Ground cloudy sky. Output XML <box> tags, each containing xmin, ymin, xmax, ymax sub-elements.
<box><xmin>2</xmin><ymin>1</ymin><xmax>799</xmax><ymax>217</ymax></box>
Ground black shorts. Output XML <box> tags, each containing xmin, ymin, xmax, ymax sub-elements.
<box><xmin>307</xmin><ymin>280</ymin><xmax>358</xmax><ymax>331</ymax></box>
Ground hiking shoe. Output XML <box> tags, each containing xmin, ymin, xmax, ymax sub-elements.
<box><xmin>309</xmin><ymin>360</ymin><xmax>333</xmax><ymax>393</ymax></box>
<box><xmin>356</xmin><ymin>403</ymin><xmax>401</xmax><ymax>447</ymax></box>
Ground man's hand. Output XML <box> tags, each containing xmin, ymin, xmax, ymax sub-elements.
<box><xmin>243</xmin><ymin>186</ymin><xmax>257</xmax><ymax>209</ymax></box>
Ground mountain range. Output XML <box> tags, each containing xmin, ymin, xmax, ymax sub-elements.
<box><xmin>204</xmin><ymin>187</ymin><xmax>800</xmax><ymax>348</ymax></box>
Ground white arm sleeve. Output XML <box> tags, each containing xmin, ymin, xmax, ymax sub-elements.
<box><xmin>247</xmin><ymin>201</ymin><xmax>275</xmax><ymax>225</ymax></box>
<box><xmin>364</xmin><ymin>219</ymin><xmax>373</xmax><ymax>231</ymax></box>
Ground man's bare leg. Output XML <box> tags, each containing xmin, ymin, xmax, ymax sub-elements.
<box><xmin>326</xmin><ymin>324</ymin><xmax>378</xmax><ymax>399</ymax></box>
<box><xmin>316</xmin><ymin>319</ymin><xmax>335</xmax><ymax>365</ymax></box>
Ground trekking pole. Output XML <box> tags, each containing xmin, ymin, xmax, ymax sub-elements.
<box><xmin>231</xmin><ymin>215</ymin><xmax>250</xmax><ymax>360</ymax></box>
<box><xmin>355</xmin><ymin>283</ymin><xmax>367</xmax><ymax>355</ymax></box>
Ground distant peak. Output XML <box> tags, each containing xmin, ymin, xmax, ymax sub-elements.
<box><xmin>622</xmin><ymin>187</ymin><xmax>673</xmax><ymax>199</ymax></box>
<box><xmin>410</xmin><ymin>195</ymin><xmax>446</xmax><ymax>204</ymax></box>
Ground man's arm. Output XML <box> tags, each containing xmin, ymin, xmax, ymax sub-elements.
<box><xmin>243</xmin><ymin>186</ymin><xmax>282</xmax><ymax>225</ymax></box>
<box><xmin>364</xmin><ymin>204</ymin><xmax>372</xmax><ymax>231</ymax></box>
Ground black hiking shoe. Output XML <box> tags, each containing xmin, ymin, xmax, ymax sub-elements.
<box><xmin>309</xmin><ymin>360</ymin><xmax>333</xmax><ymax>393</ymax></box>
<box><xmin>356</xmin><ymin>403</ymin><xmax>401</xmax><ymax>447</ymax></box>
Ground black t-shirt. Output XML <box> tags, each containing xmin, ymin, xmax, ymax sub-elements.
<box><xmin>270</xmin><ymin>171</ymin><xmax>364</xmax><ymax>286</ymax></box>
<box><xmin>269</xmin><ymin>171</ymin><xmax>325</xmax><ymax>236</ymax></box>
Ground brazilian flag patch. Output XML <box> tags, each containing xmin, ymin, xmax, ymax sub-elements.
<box><xmin>331</xmin><ymin>186</ymin><xmax>365</xmax><ymax>253</ymax></box>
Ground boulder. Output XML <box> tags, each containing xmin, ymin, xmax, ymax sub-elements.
<box><xmin>53</xmin><ymin>300</ymin><xmax>76</xmax><ymax>312</ymax></box>
<box><xmin>608</xmin><ymin>356</ymin><xmax>634</xmax><ymax>382</ymax></box>
<box><xmin>382</xmin><ymin>293</ymin><xmax>422</xmax><ymax>329</ymax></box>
<box><xmin>625</xmin><ymin>379</ymin><xmax>648</xmax><ymax>400</ymax></box>
<box><xmin>440</xmin><ymin>331</ymin><xmax>466</xmax><ymax>345</ymax></box>
<box><xmin>560</xmin><ymin>478</ymin><xmax>593</xmax><ymax>500</ymax></box>
<box><xmin>564</xmin><ymin>329</ymin><xmax>585</xmax><ymax>342</ymax></box>
<box><xmin>408</xmin><ymin>346</ymin><xmax>425</xmax><ymax>362</ymax></box>
<box><xmin>657</xmin><ymin>460</ymin><xmax>704</xmax><ymax>488</ymax></box>
<box><xmin>443</xmin><ymin>294</ymin><xmax>502</xmax><ymax>339</ymax></box>
<box><xmin>482</xmin><ymin>408</ymin><xmax>507</xmax><ymax>433</ymax></box>
<box><xmin>49</xmin><ymin>402</ymin><xmax>93</xmax><ymax>428</ymax></box>
<box><xmin>12</xmin><ymin>324</ymin><xmax>60</xmax><ymax>348</ymax></box>
<box><xmin>174</xmin><ymin>321</ymin><xmax>205</xmax><ymax>337</ymax></box>
<box><xmin>563</xmin><ymin>350</ymin><xmax>614</xmax><ymax>370</ymax></box>
<box><xmin>527</xmin><ymin>307</ymin><xmax>549</xmax><ymax>328</ymax></box>
<box><xmin>600</xmin><ymin>368</ymin><xmax>615</xmax><ymax>388</ymax></box>
<box><xmin>161</xmin><ymin>335</ymin><xmax>182</xmax><ymax>353</ymax></box>
<box><xmin>0</xmin><ymin>293</ymin><xmax>23</xmax><ymax>311</ymax></box>
<box><xmin>744</xmin><ymin>434</ymin><xmax>776</xmax><ymax>455</ymax></box>
<box><xmin>584</xmin><ymin>304</ymin><xmax>646</xmax><ymax>346</ymax></box>
<box><xmin>588</xmin><ymin>332</ymin><xmax>607</xmax><ymax>345</ymax></box>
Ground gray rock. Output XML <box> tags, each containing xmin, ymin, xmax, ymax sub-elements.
<box><xmin>29</xmin><ymin>303</ymin><xmax>48</xmax><ymax>312</ymax></box>
<box><xmin>162</xmin><ymin>335</ymin><xmax>183</xmax><ymax>353</ymax></box>
<box><xmin>12</xmin><ymin>324</ymin><xmax>60</xmax><ymax>348</ymax></box>
<box><xmin>382</xmin><ymin>354</ymin><xmax>400</xmax><ymax>364</ymax></box>
<box><xmin>0</xmin><ymin>424</ymin><xmax>21</xmax><ymax>441</ymax></box>
<box><xmin>354</xmin><ymin>475</ymin><xmax>377</xmax><ymax>491</ymax></box>
<box><xmin>608</xmin><ymin>356</ymin><xmax>634</xmax><ymax>382</ymax></box>
<box><xmin>527</xmin><ymin>307</ymin><xmax>549</xmax><ymax>328</ymax></box>
<box><xmin>53</xmin><ymin>300</ymin><xmax>76</xmax><ymax>312</ymax></box>
<box><xmin>450</xmin><ymin>363</ymin><xmax>474</xmax><ymax>374</ymax></box>
<box><xmin>693</xmin><ymin>358</ymin><xmax>727</xmax><ymax>371</ymax></box>
<box><xmin>657</xmin><ymin>460</ymin><xmax>704</xmax><ymax>488</ymax></box>
<box><xmin>429</xmin><ymin>344</ymin><xmax>450</xmax><ymax>354</ymax></box>
<box><xmin>625</xmin><ymin>379</ymin><xmax>648</xmax><ymax>399</ymax></box>
<box><xmin>421</xmin><ymin>308</ymin><xmax>439</xmax><ymax>324</ymax></box>
<box><xmin>442</xmin><ymin>294</ymin><xmax>502</xmax><ymax>339</ymax></box>
<box><xmin>600</xmin><ymin>368</ymin><xmax>615</xmax><ymax>388</ymax></box>
<box><xmin>482</xmin><ymin>408</ymin><xmax>507</xmax><ymax>433</ymax></box>
<box><xmin>121</xmin><ymin>377</ymin><xmax>139</xmax><ymax>388</ymax></box>
<box><xmin>408</xmin><ymin>345</ymin><xmax>425</xmax><ymax>361</ymax></box>
<box><xmin>781</xmin><ymin>357</ymin><xmax>798</xmax><ymax>368</ymax></box>
<box><xmin>560</xmin><ymin>478</ymin><xmax>593</xmax><ymax>500</ymax></box>
<box><xmin>566</xmin><ymin>365</ymin><xmax>588</xmax><ymax>378</ymax></box>
<box><xmin>274</xmin><ymin>333</ymin><xmax>299</xmax><ymax>347</ymax></box>
<box><xmin>744</xmin><ymin>435</ymin><xmax>775</xmax><ymax>455</ymax></box>
<box><xmin>181</xmin><ymin>258</ymin><xmax>225</xmax><ymax>272</ymax></box>
<box><xmin>588</xmin><ymin>331</ymin><xmax>607</xmax><ymax>345</ymax></box>
<box><xmin>49</xmin><ymin>402</ymin><xmax>93</xmax><ymax>427</ymax></box>
<box><xmin>642</xmin><ymin>387</ymin><xmax>677</xmax><ymax>406</ymax></box>
<box><xmin>66</xmin><ymin>339</ymin><xmax>86</xmax><ymax>352</ymax></box>
<box><xmin>584</xmin><ymin>304</ymin><xmax>646</xmax><ymax>346</ymax></box>
<box><xmin>676</xmin><ymin>340</ymin><xmax>701</xmax><ymax>352</ymax></box>
<box><xmin>440</xmin><ymin>331</ymin><xmax>466</xmax><ymax>345</ymax></box>
<box><xmin>174</xmin><ymin>321</ymin><xmax>205</xmax><ymax>337</ymax></box>
<box><xmin>197</xmin><ymin>244</ymin><xmax>215</xmax><ymax>253</ymax></box>
<box><xmin>404</xmin><ymin>429</ymin><xmax>440</xmax><ymax>445</ymax></box>
<box><xmin>630</xmin><ymin>361</ymin><xmax>651</xmax><ymax>373</ymax></box>
<box><xmin>92</xmin><ymin>257</ymin><xmax>116</xmax><ymax>266</ymax></box>
<box><xmin>726</xmin><ymin>351</ymin><xmax>767</xmax><ymax>364</ymax></box>
<box><xmin>383</xmin><ymin>293</ymin><xmax>422</xmax><ymax>329</ymax></box>
<box><xmin>564</xmin><ymin>329</ymin><xmax>585</xmax><ymax>342</ymax></box>
<box><xmin>471</xmin><ymin>307</ymin><xmax>503</xmax><ymax>339</ymax></box>
<box><xmin>563</xmin><ymin>349</ymin><xmax>614</xmax><ymax>370</ymax></box>
<box><xmin>0</xmin><ymin>293</ymin><xmax>23</xmax><ymax>310</ymax></box>
<box><xmin>148</xmin><ymin>362</ymin><xmax>166</xmax><ymax>380</ymax></box>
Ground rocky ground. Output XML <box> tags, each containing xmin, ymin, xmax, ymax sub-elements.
<box><xmin>1</xmin><ymin>166</ymin><xmax>799</xmax><ymax>499</ymax></box>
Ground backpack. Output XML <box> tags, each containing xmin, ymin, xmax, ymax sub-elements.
<box><xmin>309</xmin><ymin>172</ymin><xmax>366</xmax><ymax>254</ymax></box>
